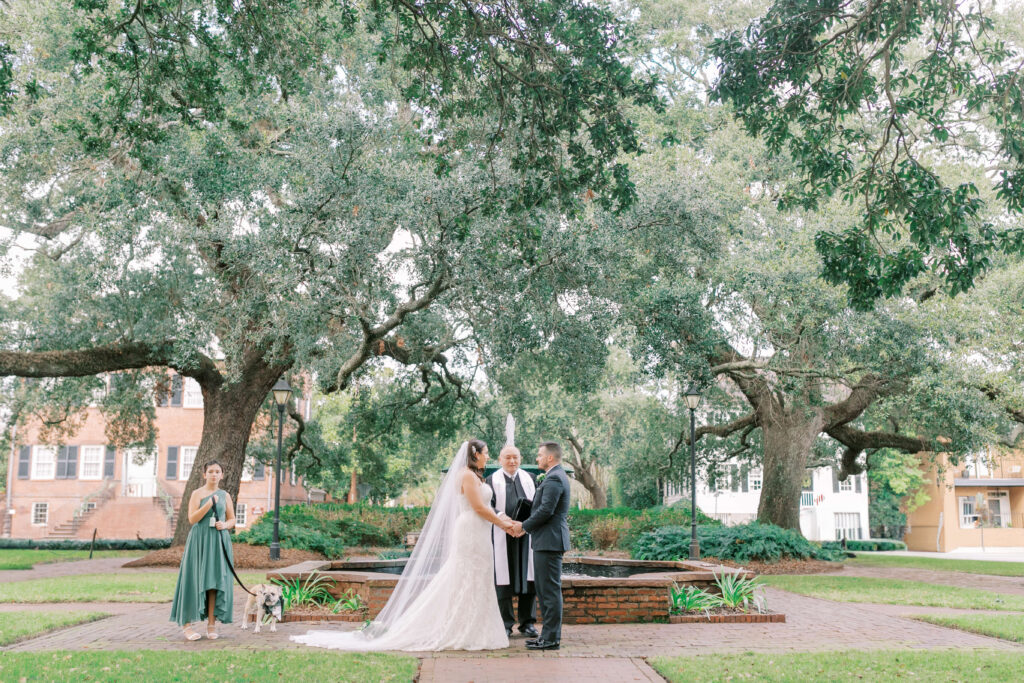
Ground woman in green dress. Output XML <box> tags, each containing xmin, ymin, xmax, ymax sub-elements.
<box><xmin>170</xmin><ymin>460</ymin><xmax>237</xmax><ymax>641</ymax></box>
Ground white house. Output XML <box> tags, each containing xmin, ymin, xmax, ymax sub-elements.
<box><xmin>665</xmin><ymin>462</ymin><xmax>870</xmax><ymax>542</ymax></box>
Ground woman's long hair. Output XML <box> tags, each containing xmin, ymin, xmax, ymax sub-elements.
<box><xmin>466</xmin><ymin>439</ymin><xmax>487</xmax><ymax>481</ymax></box>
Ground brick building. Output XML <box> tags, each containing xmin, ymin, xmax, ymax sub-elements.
<box><xmin>2</xmin><ymin>374</ymin><xmax>310</xmax><ymax>540</ymax></box>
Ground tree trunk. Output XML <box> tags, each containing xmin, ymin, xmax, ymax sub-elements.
<box><xmin>566</xmin><ymin>435</ymin><xmax>608</xmax><ymax>509</ymax></box>
<box><xmin>348</xmin><ymin>469</ymin><xmax>358</xmax><ymax>503</ymax></box>
<box><xmin>171</xmin><ymin>360</ymin><xmax>286</xmax><ymax>545</ymax></box>
<box><xmin>756</xmin><ymin>403</ymin><xmax>823</xmax><ymax>531</ymax></box>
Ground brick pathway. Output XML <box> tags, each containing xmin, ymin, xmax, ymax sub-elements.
<box><xmin>4</xmin><ymin>560</ymin><xmax>1024</xmax><ymax>682</ymax></box>
<box><xmin>0</xmin><ymin>556</ymin><xmax>151</xmax><ymax>584</ymax></box>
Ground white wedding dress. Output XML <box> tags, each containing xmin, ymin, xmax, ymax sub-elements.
<box><xmin>291</xmin><ymin>472</ymin><xmax>509</xmax><ymax>652</ymax></box>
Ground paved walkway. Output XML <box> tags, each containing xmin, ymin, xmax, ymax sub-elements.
<box><xmin>0</xmin><ymin>556</ymin><xmax>153</xmax><ymax>583</ymax></box>
<box><xmin>3</xmin><ymin>558</ymin><xmax>1024</xmax><ymax>682</ymax></box>
<box><xmin>834</xmin><ymin>564</ymin><xmax>1024</xmax><ymax>596</ymax></box>
<box><xmin>879</xmin><ymin>549</ymin><xmax>1024</xmax><ymax>562</ymax></box>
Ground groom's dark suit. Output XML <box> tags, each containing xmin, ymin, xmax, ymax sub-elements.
<box><xmin>521</xmin><ymin>463</ymin><xmax>570</xmax><ymax>644</ymax></box>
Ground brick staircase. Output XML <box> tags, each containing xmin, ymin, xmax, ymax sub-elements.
<box><xmin>154</xmin><ymin>483</ymin><xmax>179</xmax><ymax>535</ymax></box>
<box><xmin>46</xmin><ymin>481</ymin><xmax>116</xmax><ymax>538</ymax></box>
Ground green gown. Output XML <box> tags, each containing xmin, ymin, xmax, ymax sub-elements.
<box><xmin>169</xmin><ymin>489</ymin><xmax>234</xmax><ymax>626</ymax></box>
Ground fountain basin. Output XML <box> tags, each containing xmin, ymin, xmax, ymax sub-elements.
<box><xmin>268</xmin><ymin>556</ymin><xmax>756</xmax><ymax>624</ymax></box>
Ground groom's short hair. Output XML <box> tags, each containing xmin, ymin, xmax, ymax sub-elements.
<box><xmin>540</xmin><ymin>441</ymin><xmax>562</xmax><ymax>460</ymax></box>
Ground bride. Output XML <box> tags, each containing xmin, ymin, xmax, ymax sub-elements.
<box><xmin>291</xmin><ymin>439</ymin><xmax>516</xmax><ymax>651</ymax></box>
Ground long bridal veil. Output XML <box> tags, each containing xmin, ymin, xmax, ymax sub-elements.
<box><xmin>367</xmin><ymin>440</ymin><xmax>468</xmax><ymax>635</ymax></box>
<box><xmin>291</xmin><ymin>441</ymin><xmax>470</xmax><ymax>649</ymax></box>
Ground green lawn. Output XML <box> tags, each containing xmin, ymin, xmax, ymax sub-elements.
<box><xmin>0</xmin><ymin>549</ymin><xmax>141</xmax><ymax>570</ymax></box>
<box><xmin>850</xmin><ymin>553</ymin><xmax>1024</xmax><ymax>577</ymax></box>
<box><xmin>915</xmin><ymin>613</ymin><xmax>1024</xmax><ymax>643</ymax></box>
<box><xmin>650</xmin><ymin>650</ymin><xmax>1024</xmax><ymax>682</ymax></box>
<box><xmin>0</xmin><ymin>572</ymin><xmax>266</xmax><ymax>603</ymax></box>
<box><xmin>0</xmin><ymin>651</ymin><xmax>417</xmax><ymax>682</ymax></box>
<box><xmin>764</xmin><ymin>575</ymin><xmax>1024</xmax><ymax>610</ymax></box>
<box><xmin>0</xmin><ymin>611</ymin><xmax>109</xmax><ymax>646</ymax></box>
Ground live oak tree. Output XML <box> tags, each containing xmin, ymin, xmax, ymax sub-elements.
<box><xmin>0</xmin><ymin>0</ymin><xmax>658</xmax><ymax>543</ymax></box>
<box><xmin>578</xmin><ymin>0</ymin><xmax>1009</xmax><ymax>530</ymax></box>
<box><xmin>711</xmin><ymin>0</ymin><xmax>1024</xmax><ymax>308</ymax></box>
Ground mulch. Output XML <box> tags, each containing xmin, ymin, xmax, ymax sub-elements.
<box><xmin>123</xmin><ymin>543</ymin><xmax>327</xmax><ymax>569</ymax></box>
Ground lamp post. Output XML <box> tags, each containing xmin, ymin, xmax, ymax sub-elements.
<box><xmin>684</xmin><ymin>386</ymin><xmax>702</xmax><ymax>560</ymax></box>
<box><xmin>269</xmin><ymin>378</ymin><xmax>292</xmax><ymax>561</ymax></box>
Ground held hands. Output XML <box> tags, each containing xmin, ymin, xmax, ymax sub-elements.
<box><xmin>506</xmin><ymin>521</ymin><xmax>525</xmax><ymax>538</ymax></box>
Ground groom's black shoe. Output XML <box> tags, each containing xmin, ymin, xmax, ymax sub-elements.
<box><xmin>519</xmin><ymin>625</ymin><xmax>539</xmax><ymax>638</ymax></box>
<box><xmin>525</xmin><ymin>638</ymin><xmax>559</xmax><ymax>650</ymax></box>
<box><xmin>506</xmin><ymin>627</ymin><xmax>513</xmax><ymax>638</ymax></box>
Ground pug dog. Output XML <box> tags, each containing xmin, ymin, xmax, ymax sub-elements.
<box><xmin>241</xmin><ymin>584</ymin><xmax>284</xmax><ymax>633</ymax></box>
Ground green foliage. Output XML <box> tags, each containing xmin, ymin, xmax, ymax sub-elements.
<box><xmin>633</xmin><ymin>523</ymin><xmax>844</xmax><ymax>563</ymax></box>
<box><xmin>331</xmin><ymin>588</ymin><xmax>366</xmax><ymax>614</ymax></box>
<box><xmin>668</xmin><ymin>584</ymin><xmax>720</xmax><ymax>615</ymax></box>
<box><xmin>376</xmin><ymin>548</ymin><xmax>412</xmax><ymax>560</ymax></box>
<box><xmin>823</xmin><ymin>539</ymin><xmax>907</xmax><ymax>552</ymax></box>
<box><xmin>569</xmin><ymin>506</ymin><xmax>717</xmax><ymax>552</ymax></box>
<box><xmin>713</xmin><ymin>572</ymin><xmax>763</xmax><ymax>612</ymax></box>
<box><xmin>271</xmin><ymin>572</ymin><xmax>335</xmax><ymax>610</ymax></box>
<box><xmin>711</xmin><ymin>0</ymin><xmax>1024</xmax><ymax>305</ymax></box>
<box><xmin>0</xmin><ymin>538</ymin><xmax>169</xmax><ymax>551</ymax></box>
<box><xmin>235</xmin><ymin>503</ymin><xmax>429</xmax><ymax>557</ymax></box>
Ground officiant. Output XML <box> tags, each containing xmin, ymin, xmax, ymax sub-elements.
<box><xmin>488</xmin><ymin>444</ymin><xmax>539</xmax><ymax>638</ymax></box>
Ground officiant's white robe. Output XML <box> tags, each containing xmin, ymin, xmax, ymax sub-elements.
<box><xmin>491</xmin><ymin>468</ymin><xmax>535</xmax><ymax>585</ymax></box>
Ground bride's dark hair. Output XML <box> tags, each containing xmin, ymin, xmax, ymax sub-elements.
<box><xmin>466</xmin><ymin>439</ymin><xmax>487</xmax><ymax>481</ymax></box>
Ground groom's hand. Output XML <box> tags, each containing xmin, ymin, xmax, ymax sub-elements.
<box><xmin>508</xmin><ymin>521</ymin><xmax>524</xmax><ymax>537</ymax></box>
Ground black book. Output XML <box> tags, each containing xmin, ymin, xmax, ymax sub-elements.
<box><xmin>511</xmin><ymin>497</ymin><xmax>532</xmax><ymax>522</ymax></box>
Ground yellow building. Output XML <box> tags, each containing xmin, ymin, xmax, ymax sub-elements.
<box><xmin>905</xmin><ymin>449</ymin><xmax>1024</xmax><ymax>552</ymax></box>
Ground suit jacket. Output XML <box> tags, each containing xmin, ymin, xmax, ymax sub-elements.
<box><xmin>521</xmin><ymin>464</ymin><xmax>571</xmax><ymax>552</ymax></box>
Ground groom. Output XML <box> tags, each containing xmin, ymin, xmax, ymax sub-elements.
<box><xmin>509</xmin><ymin>441</ymin><xmax>570</xmax><ymax>651</ymax></box>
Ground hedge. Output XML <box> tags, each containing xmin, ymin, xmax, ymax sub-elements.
<box><xmin>235</xmin><ymin>503</ymin><xmax>430</xmax><ymax>558</ymax></box>
<box><xmin>569</xmin><ymin>506</ymin><xmax>719</xmax><ymax>551</ymax></box>
<box><xmin>632</xmin><ymin>523</ymin><xmax>846</xmax><ymax>563</ymax></box>
<box><xmin>822</xmin><ymin>539</ymin><xmax>908</xmax><ymax>552</ymax></box>
<box><xmin>0</xmin><ymin>538</ymin><xmax>171</xmax><ymax>551</ymax></box>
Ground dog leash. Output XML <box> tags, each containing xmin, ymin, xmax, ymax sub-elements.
<box><xmin>210</xmin><ymin>495</ymin><xmax>256</xmax><ymax>597</ymax></box>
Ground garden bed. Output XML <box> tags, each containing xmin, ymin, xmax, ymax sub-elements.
<box><xmin>124</xmin><ymin>543</ymin><xmax>326</xmax><ymax>569</ymax></box>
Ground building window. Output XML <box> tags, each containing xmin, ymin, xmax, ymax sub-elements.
<box><xmin>253</xmin><ymin>461</ymin><xmax>265</xmax><ymax>480</ymax></box>
<box><xmin>835</xmin><ymin>512</ymin><xmax>862</xmax><ymax>540</ymax></box>
<box><xmin>32</xmin><ymin>446</ymin><xmax>56</xmax><ymax>479</ymax></box>
<box><xmin>181</xmin><ymin>447</ymin><xmax>198</xmax><ymax>479</ymax></box>
<box><xmin>290</xmin><ymin>467</ymin><xmax>298</xmax><ymax>486</ymax></box>
<box><xmin>987</xmin><ymin>491</ymin><xmax>1009</xmax><ymax>528</ymax></box>
<box><xmin>32</xmin><ymin>502</ymin><xmax>48</xmax><ymax>526</ymax></box>
<box><xmin>56</xmin><ymin>446</ymin><xmax>79</xmax><ymax>480</ymax></box>
<box><xmin>840</xmin><ymin>477</ymin><xmax>853</xmax><ymax>492</ymax></box>
<box><xmin>236</xmin><ymin>503</ymin><xmax>247</xmax><ymax>527</ymax></box>
<box><xmin>81</xmin><ymin>446</ymin><xmax>104</xmax><ymax>480</ymax></box>
<box><xmin>183</xmin><ymin>377</ymin><xmax>204</xmax><ymax>408</ymax></box>
<box><xmin>749</xmin><ymin>469</ymin><xmax>762</xmax><ymax>491</ymax></box>
<box><xmin>959</xmin><ymin>497</ymin><xmax>978</xmax><ymax>528</ymax></box>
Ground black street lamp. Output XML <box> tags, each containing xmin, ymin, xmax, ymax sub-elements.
<box><xmin>684</xmin><ymin>386</ymin><xmax>702</xmax><ymax>560</ymax></box>
<box><xmin>269</xmin><ymin>378</ymin><xmax>292</xmax><ymax>561</ymax></box>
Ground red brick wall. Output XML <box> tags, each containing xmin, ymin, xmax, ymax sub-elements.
<box><xmin>5</xmin><ymin>403</ymin><xmax>309</xmax><ymax>540</ymax></box>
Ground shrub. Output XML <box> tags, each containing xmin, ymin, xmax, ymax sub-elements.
<box><xmin>569</xmin><ymin>506</ymin><xmax>719</xmax><ymax>552</ymax></box>
<box><xmin>0</xmin><ymin>538</ymin><xmax>170</xmax><ymax>551</ymax></box>
<box><xmin>822</xmin><ymin>539</ymin><xmax>908</xmax><ymax>552</ymax></box>
<box><xmin>235</xmin><ymin>503</ymin><xmax>430</xmax><ymax>557</ymax></box>
<box><xmin>633</xmin><ymin>523</ymin><xmax>845</xmax><ymax>563</ymax></box>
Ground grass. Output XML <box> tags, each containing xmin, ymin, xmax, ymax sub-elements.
<box><xmin>915</xmin><ymin>613</ymin><xmax>1024</xmax><ymax>643</ymax></box>
<box><xmin>0</xmin><ymin>572</ymin><xmax>266</xmax><ymax>603</ymax></box>
<box><xmin>763</xmin><ymin>575</ymin><xmax>1024</xmax><ymax>610</ymax></box>
<box><xmin>650</xmin><ymin>650</ymin><xmax>1024</xmax><ymax>682</ymax></box>
<box><xmin>0</xmin><ymin>611</ymin><xmax>109</xmax><ymax>646</ymax></box>
<box><xmin>0</xmin><ymin>651</ymin><xmax>418</xmax><ymax>682</ymax></box>
<box><xmin>849</xmin><ymin>553</ymin><xmax>1024</xmax><ymax>577</ymax></box>
<box><xmin>0</xmin><ymin>549</ymin><xmax>141</xmax><ymax>570</ymax></box>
